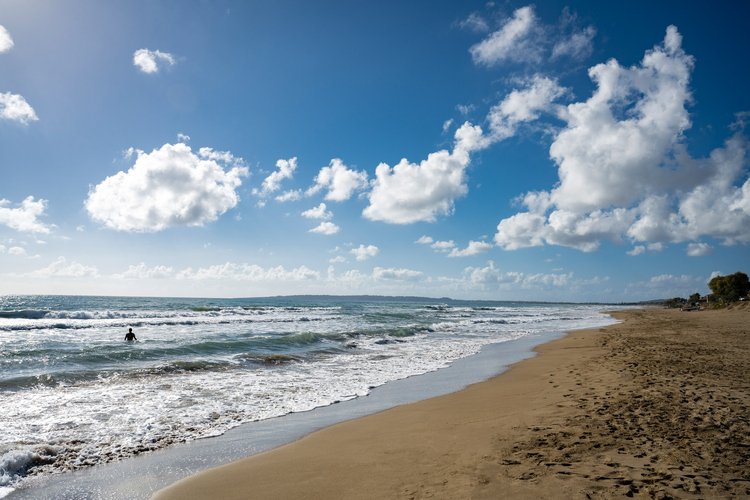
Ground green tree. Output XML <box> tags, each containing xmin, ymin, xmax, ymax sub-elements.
<box><xmin>708</xmin><ymin>272</ymin><xmax>750</xmax><ymax>303</ymax></box>
<box><xmin>663</xmin><ymin>297</ymin><xmax>686</xmax><ymax>308</ymax></box>
<box><xmin>689</xmin><ymin>293</ymin><xmax>701</xmax><ymax>303</ymax></box>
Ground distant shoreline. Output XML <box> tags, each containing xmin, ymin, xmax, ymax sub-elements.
<box><xmin>0</xmin><ymin>292</ymin><xmax>661</xmax><ymax>306</ymax></box>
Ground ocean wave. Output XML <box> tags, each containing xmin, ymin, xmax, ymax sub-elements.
<box><xmin>235</xmin><ymin>353</ymin><xmax>303</xmax><ymax>365</ymax></box>
<box><xmin>0</xmin><ymin>315</ymin><xmax>328</xmax><ymax>332</ymax></box>
<box><xmin>0</xmin><ymin>310</ymin><xmax>51</xmax><ymax>320</ymax></box>
<box><xmin>471</xmin><ymin>319</ymin><xmax>510</xmax><ymax>324</ymax></box>
<box><xmin>0</xmin><ymin>446</ymin><xmax>59</xmax><ymax>487</ymax></box>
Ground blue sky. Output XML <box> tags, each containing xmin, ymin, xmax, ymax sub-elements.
<box><xmin>0</xmin><ymin>0</ymin><xmax>748</xmax><ymax>301</ymax></box>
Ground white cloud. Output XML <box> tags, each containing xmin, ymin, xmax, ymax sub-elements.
<box><xmin>301</xmin><ymin>203</ymin><xmax>333</xmax><ymax>220</ymax></box>
<box><xmin>0</xmin><ymin>196</ymin><xmax>51</xmax><ymax>233</ymax></box>
<box><xmin>456</xmin><ymin>104</ymin><xmax>476</xmax><ymax>115</ymax></box>
<box><xmin>494</xmin><ymin>212</ymin><xmax>547</xmax><ymax>250</ymax></box>
<box><xmin>454</xmin><ymin>76</ymin><xmax>567</xmax><ymax>153</ymax></box>
<box><xmin>627</xmin><ymin>245</ymin><xmax>645</xmax><ymax>256</ymax></box>
<box><xmin>647</xmin><ymin>242</ymin><xmax>667</xmax><ymax>252</ymax></box>
<box><xmin>629</xmin><ymin>274</ymin><xmax>698</xmax><ymax>296</ymax></box>
<box><xmin>373</xmin><ymin>267</ymin><xmax>424</xmax><ymax>282</ymax></box>
<box><xmin>548</xmin><ymin>26</ymin><xmax>697</xmax><ymax>212</ymax></box>
<box><xmin>459</xmin><ymin>12</ymin><xmax>490</xmax><ymax>33</ymax></box>
<box><xmin>460</xmin><ymin>261</ymin><xmax>574</xmax><ymax>289</ymax></box>
<box><xmin>306</xmin><ymin>159</ymin><xmax>368</xmax><ymax>201</ymax></box>
<box><xmin>350</xmin><ymin>244</ymin><xmax>379</xmax><ymax>261</ymax></box>
<box><xmin>492</xmin><ymin>27</ymin><xmax>750</xmax><ymax>252</ymax></box>
<box><xmin>431</xmin><ymin>240</ymin><xmax>456</xmax><ymax>252</ymax></box>
<box><xmin>552</xmin><ymin>26</ymin><xmax>596</xmax><ymax>60</ymax></box>
<box><xmin>177</xmin><ymin>263</ymin><xmax>319</xmax><ymax>281</ymax></box>
<box><xmin>329</xmin><ymin>255</ymin><xmax>346</xmax><ymax>263</ymax></box>
<box><xmin>309</xmin><ymin>222</ymin><xmax>340</xmax><ymax>235</ymax></box>
<box><xmin>177</xmin><ymin>133</ymin><xmax>190</xmax><ymax>143</ymax></box>
<box><xmin>133</xmin><ymin>48</ymin><xmax>177</xmax><ymax>73</ymax></box>
<box><xmin>415</xmin><ymin>235</ymin><xmax>434</xmax><ymax>245</ymax></box>
<box><xmin>0</xmin><ymin>25</ymin><xmax>14</xmax><ymax>53</ymax></box>
<box><xmin>448</xmin><ymin>240</ymin><xmax>493</xmax><ymax>257</ymax></box>
<box><xmin>469</xmin><ymin>6</ymin><xmax>540</xmax><ymax>66</ymax></box>
<box><xmin>8</xmin><ymin>246</ymin><xmax>25</xmax><ymax>256</ymax></box>
<box><xmin>30</xmin><ymin>256</ymin><xmax>100</xmax><ymax>278</ymax></box>
<box><xmin>363</xmin><ymin>148</ymin><xmax>470</xmax><ymax>224</ymax></box>
<box><xmin>113</xmin><ymin>263</ymin><xmax>173</xmax><ymax>279</ymax></box>
<box><xmin>0</xmin><ymin>245</ymin><xmax>4</xmax><ymax>252</ymax></box>
<box><xmin>85</xmin><ymin>143</ymin><xmax>248</xmax><ymax>232</ymax></box>
<box><xmin>686</xmin><ymin>243</ymin><xmax>714</xmax><ymax>257</ymax></box>
<box><xmin>254</xmin><ymin>157</ymin><xmax>297</xmax><ymax>197</ymax></box>
<box><xmin>275</xmin><ymin>189</ymin><xmax>302</xmax><ymax>202</ymax></box>
<box><xmin>0</xmin><ymin>92</ymin><xmax>38</xmax><ymax>124</ymax></box>
<box><xmin>485</xmin><ymin>75</ymin><xmax>566</xmax><ymax>144</ymax></box>
<box><xmin>442</xmin><ymin>119</ymin><xmax>454</xmax><ymax>133</ymax></box>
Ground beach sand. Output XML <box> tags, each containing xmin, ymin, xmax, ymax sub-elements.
<box><xmin>153</xmin><ymin>305</ymin><xmax>750</xmax><ymax>499</ymax></box>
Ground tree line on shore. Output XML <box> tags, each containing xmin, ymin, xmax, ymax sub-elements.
<box><xmin>663</xmin><ymin>271</ymin><xmax>749</xmax><ymax>308</ymax></box>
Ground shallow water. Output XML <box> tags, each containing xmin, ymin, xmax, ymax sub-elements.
<box><xmin>0</xmin><ymin>295</ymin><xmax>618</xmax><ymax>494</ymax></box>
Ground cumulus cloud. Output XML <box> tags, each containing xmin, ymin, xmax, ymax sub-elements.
<box><xmin>254</xmin><ymin>157</ymin><xmax>297</xmax><ymax>198</ymax></box>
<box><xmin>431</xmin><ymin>240</ymin><xmax>456</xmax><ymax>252</ymax></box>
<box><xmin>301</xmin><ymin>203</ymin><xmax>333</xmax><ymax>220</ymax></box>
<box><xmin>177</xmin><ymin>133</ymin><xmax>190</xmax><ymax>143</ymax></box>
<box><xmin>0</xmin><ymin>25</ymin><xmax>14</xmax><ymax>53</ymax></box>
<box><xmin>306</xmin><ymin>159</ymin><xmax>369</xmax><ymax>201</ymax></box>
<box><xmin>415</xmin><ymin>235</ymin><xmax>434</xmax><ymax>245</ymax></box>
<box><xmin>448</xmin><ymin>240</ymin><xmax>493</xmax><ymax>257</ymax></box>
<box><xmin>8</xmin><ymin>246</ymin><xmax>25</xmax><ymax>256</ymax></box>
<box><xmin>309</xmin><ymin>222</ymin><xmax>340</xmax><ymax>235</ymax></box>
<box><xmin>363</xmin><ymin>148</ymin><xmax>470</xmax><ymax>224</ymax></box>
<box><xmin>85</xmin><ymin>143</ymin><xmax>248</xmax><ymax>232</ymax></box>
<box><xmin>469</xmin><ymin>6</ymin><xmax>541</xmax><ymax>66</ymax></box>
<box><xmin>329</xmin><ymin>255</ymin><xmax>346</xmax><ymax>263</ymax></box>
<box><xmin>113</xmin><ymin>263</ymin><xmax>173</xmax><ymax>279</ymax></box>
<box><xmin>30</xmin><ymin>257</ymin><xmax>99</xmax><ymax>278</ymax></box>
<box><xmin>177</xmin><ymin>262</ymin><xmax>319</xmax><ymax>281</ymax></box>
<box><xmin>133</xmin><ymin>48</ymin><xmax>177</xmax><ymax>73</ymax></box>
<box><xmin>0</xmin><ymin>196</ymin><xmax>51</xmax><ymax>233</ymax></box>
<box><xmin>627</xmin><ymin>245</ymin><xmax>645</xmax><ymax>256</ymax></box>
<box><xmin>461</xmin><ymin>261</ymin><xmax>573</xmax><ymax>288</ymax></box>
<box><xmin>373</xmin><ymin>267</ymin><xmax>424</xmax><ymax>282</ymax></box>
<box><xmin>275</xmin><ymin>189</ymin><xmax>302</xmax><ymax>202</ymax></box>
<box><xmin>454</xmin><ymin>76</ymin><xmax>568</xmax><ymax>153</ymax></box>
<box><xmin>0</xmin><ymin>92</ymin><xmax>38</xmax><ymax>124</ymax></box>
<box><xmin>686</xmin><ymin>243</ymin><xmax>714</xmax><ymax>257</ymax></box>
<box><xmin>491</xmin><ymin>27</ymin><xmax>750</xmax><ymax>252</ymax></box>
<box><xmin>350</xmin><ymin>244</ymin><xmax>379</xmax><ymax>261</ymax></box>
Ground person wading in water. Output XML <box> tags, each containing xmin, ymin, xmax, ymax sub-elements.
<box><xmin>125</xmin><ymin>328</ymin><xmax>137</xmax><ymax>341</ymax></box>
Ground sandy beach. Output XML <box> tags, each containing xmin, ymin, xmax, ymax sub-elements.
<box><xmin>153</xmin><ymin>305</ymin><xmax>750</xmax><ymax>499</ymax></box>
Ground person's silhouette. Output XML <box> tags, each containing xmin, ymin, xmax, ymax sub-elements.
<box><xmin>125</xmin><ymin>328</ymin><xmax>137</xmax><ymax>341</ymax></box>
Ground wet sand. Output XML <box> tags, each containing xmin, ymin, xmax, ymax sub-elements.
<box><xmin>153</xmin><ymin>305</ymin><xmax>750</xmax><ymax>499</ymax></box>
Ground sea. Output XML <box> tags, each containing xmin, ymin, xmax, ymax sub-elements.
<box><xmin>0</xmin><ymin>294</ymin><xmax>620</xmax><ymax>496</ymax></box>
